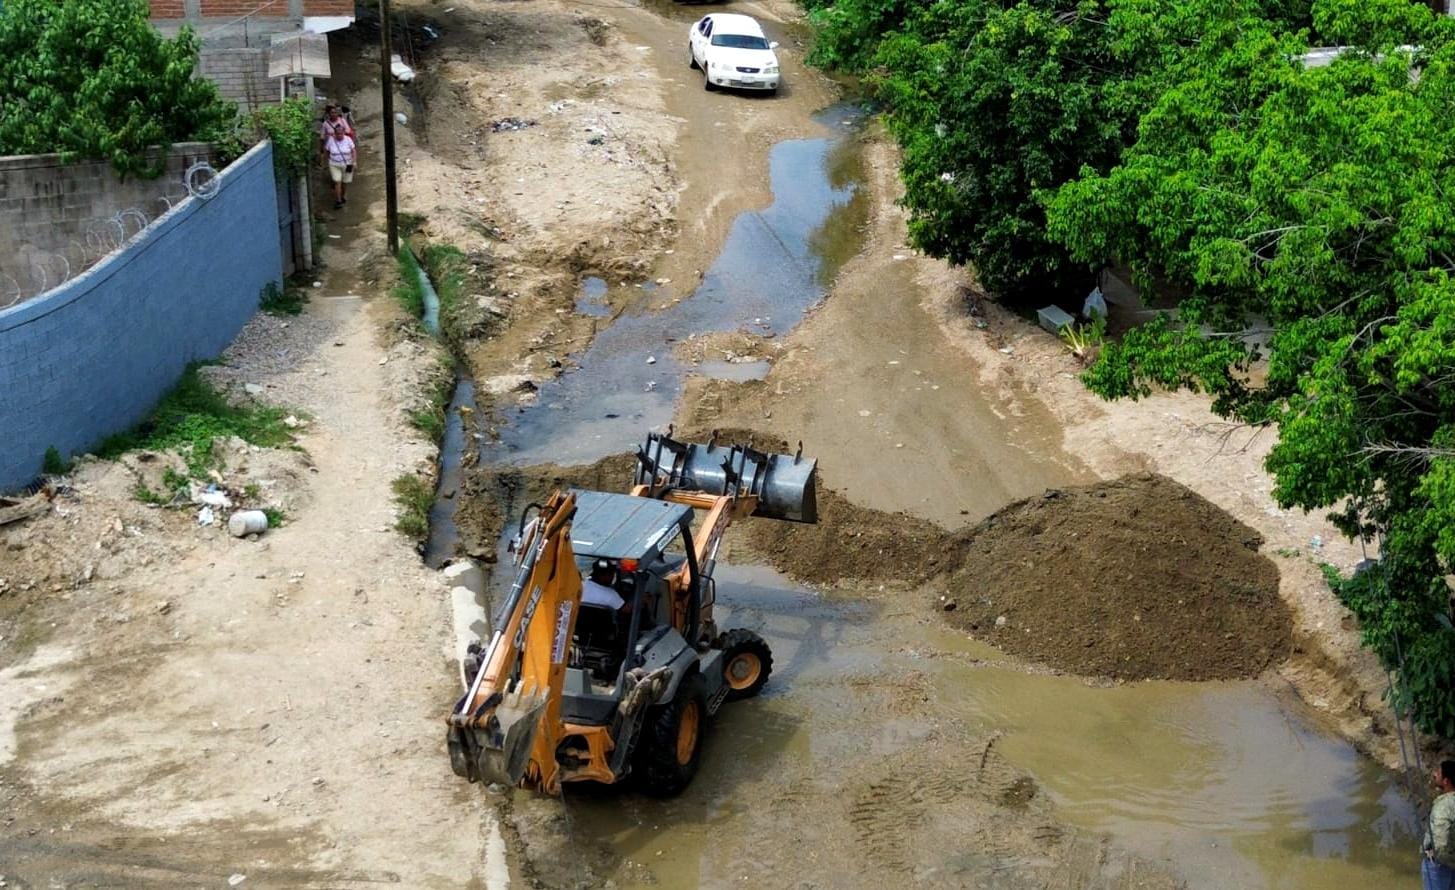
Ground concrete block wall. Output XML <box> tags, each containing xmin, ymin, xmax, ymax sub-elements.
<box><xmin>0</xmin><ymin>144</ymin><xmax>214</xmax><ymax>304</ymax></box>
<box><xmin>0</xmin><ymin>142</ymin><xmax>283</xmax><ymax>491</ymax></box>
<box><xmin>199</xmin><ymin>47</ymin><xmax>274</xmax><ymax>110</ymax></box>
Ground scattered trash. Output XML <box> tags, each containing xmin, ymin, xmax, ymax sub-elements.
<box><xmin>940</xmin><ymin>596</ymin><xmax>957</xmax><ymax>612</ymax></box>
<box><xmin>244</xmin><ymin>383</ymin><xmax>264</xmax><ymax>397</ymax></box>
<box><xmin>491</xmin><ymin>117</ymin><xmax>537</xmax><ymax>133</ymax></box>
<box><xmin>283</xmin><ymin>415</ymin><xmax>303</xmax><ymax>429</ymax></box>
<box><xmin>998</xmin><ymin>346</ymin><xmax>1014</xmax><ymax>355</ymax></box>
<box><xmin>645</xmin><ymin>356</ymin><xmax>657</xmax><ymax>364</ymax></box>
<box><xmin>156</xmin><ymin>600</ymin><xmax>172</xmax><ymax>615</ymax></box>
<box><xmin>228</xmin><ymin>876</ymin><xmax>247</xmax><ymax>888</ymax></box>
<box><xmin>229</xmin><ymin>511</ymin><xmax>269</xmax><ymax>538</ymax></box>
<box><xmin>421</xmin><ymin>23</ymin><xmax>440</xmax><ymax>40</ymax></box>
<box><xmin>1083</xmin><ymin>286</ymin><xmax>1108</xmax><ymax>320</ymax></box>
<box><xmin>975</xmin><ymin>319</ymin><xmax>989</xmax><ymax>330</ymax></box>
<box><xmin>312</xmin><ymin>281</ymin><xmax>322</xmax><ymax>288</ymax></box>
<box><xmin>197</xmin><ymin>506</ymin><xmax>215</xmax><ymax>526</ymax></box>
<box><xmin>395</xmin><ymin>112</ymin><xmax>409</xmax><ymax>125</ymax></box>
<box><xmin>645</xmin><ymin>381</ymin><xmax>657</xmax><ymax>392</ymax></box>
<box><xmin>192</xmin><ymin>485</ymin><xmax>233</xmax><ymax>510</ymax></box>
<box><xmin>1309</xmin><ymin>535</ymin><xmax>1323</xmax><ymax>554</ymax></box>
<box><xmin>995</xmin><ymin>615</ymin><xmax>1008</xmax><ymax>628</ymax></box>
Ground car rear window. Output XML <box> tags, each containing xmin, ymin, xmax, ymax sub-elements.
<box><xmin>710</xmin><ymin>34</ymin><xmax>769</xmax><ymax>50</ymax></box>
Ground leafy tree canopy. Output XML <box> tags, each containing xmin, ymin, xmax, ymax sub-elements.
<box><xmin>806</xmin><ymin>0</ymin><xmax>1312</xmax><ymax>300</ymax></box>
<box><xmin>1046</xmin><ymin>0</ymin><xmax>1455</xmax><ymax>734</ymax></box>
<box><xmin>0</xmin><ymin>0</ymin><xmax>237</xmax><ymax>178</ymax></box>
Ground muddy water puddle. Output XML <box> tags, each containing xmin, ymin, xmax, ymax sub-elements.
<box><xmin>491</xmin><ymin>105</ymin><xmax>869</xmax><ymax>466</ymax></box>
<box><xmin>563</xmin><ymin>565</ymin><xmax>1417</xmax><ymax>889</ymax></box>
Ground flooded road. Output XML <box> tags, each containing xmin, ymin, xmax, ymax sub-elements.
<box><xmin>561</xmin><ymin>566</ymin><xmax>1418</xmax><ymax>889</ymax></box>
<box><xmin>491</xmin><ymin>106</ymin><xmax>868</xmax><ymax>466</ymax></box>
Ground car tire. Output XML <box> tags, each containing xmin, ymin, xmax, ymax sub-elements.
<box><xmin>703</xmin><ymin>68</ymin><xmax>715</xmax><ymax>92</ymax></box>
<box><xmin>689</xmin><ymin>45</ymin><xmax>699</xmax><ymax>71</ymax></box>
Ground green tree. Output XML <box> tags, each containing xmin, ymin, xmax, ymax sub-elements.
<box><xmin>1046</xmin><ymin>0</ymin><xmax>1455</xmax><ymax>735</ymax></box>
<box><xmin>0</xmin><ymin>0</ymin><xmax>237</xmax><ymax>178</ymax></box>
<box><xmin>804</xmin><ymin>0</ymin><xmax>1311</xmax><ymax>301</ymax></box>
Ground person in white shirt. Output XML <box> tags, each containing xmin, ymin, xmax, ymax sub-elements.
<box><xmin>581</xmin><ymin>560</ymin><xmax>625</xmax><ymax>610</ymax></box>
<box><xmin>323</xmin><ymin>130</ymin><xmax>356</xmax><ymax>209</ymax></box>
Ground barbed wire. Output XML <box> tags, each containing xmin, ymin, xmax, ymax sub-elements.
<box><xmin>3</xmin><ymin>192</ymin><xmax>190</xmax><ymax>310</ymax></box>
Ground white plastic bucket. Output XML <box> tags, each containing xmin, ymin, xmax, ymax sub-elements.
<box><xmin>229</xmin><ymin>510</ymin><xmax>269</xmax><ymax>538</ymax></box>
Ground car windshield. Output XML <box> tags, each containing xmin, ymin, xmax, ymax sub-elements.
<box><xmin>711</xmin><ymin>33</ymin><xmax>769</xmax><ymax>50</ymax></box>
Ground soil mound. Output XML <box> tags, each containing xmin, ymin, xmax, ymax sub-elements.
<box><xmin>943</xmin><ymin>473</ymin><xmax>1290</xmax><ymax>681</ymax></box>
<box><xmin>738</xmin><ymin>489</ymin><xmax>955</xmax><ymax>586</ymax></box>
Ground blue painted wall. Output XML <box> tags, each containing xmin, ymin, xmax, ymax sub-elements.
<box><xmin>0</xmin><ymin>141</ymin><xmax>282</xmax><ymax>491</ymax></box>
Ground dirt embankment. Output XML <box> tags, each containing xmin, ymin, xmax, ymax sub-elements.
<box><xmin>378</xmin><ymin>0</ymin><xmax>682</xmax><ymax>400</ymax></box>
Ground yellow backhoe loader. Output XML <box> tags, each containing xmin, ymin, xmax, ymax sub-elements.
<box><xmin>447</xmin><ymin>431</ymin><xmax>816</xmax><ymax>796</ymax></box>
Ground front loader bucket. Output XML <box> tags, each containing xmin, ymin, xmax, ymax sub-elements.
<box><xmin>636</xmin><ymin>432</ymin><xmax>818</xmax><ymax>523</ymax></box>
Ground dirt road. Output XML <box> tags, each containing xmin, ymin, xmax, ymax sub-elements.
<box><xmin>0</xmin><ymin>0</ymin><xmax>1427</xmax><ymax>887</ymax></box>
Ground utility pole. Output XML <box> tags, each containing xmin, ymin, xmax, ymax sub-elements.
<box><xmin>379</xmin><ymin>0</ymin><xmax>400</xmax><ymax>255</ymax></box>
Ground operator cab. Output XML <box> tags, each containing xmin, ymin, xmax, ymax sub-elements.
<box><xmin>562</xmin><ymin>490</ymin><xmax>703</xmax><ymax>725</ymax></box>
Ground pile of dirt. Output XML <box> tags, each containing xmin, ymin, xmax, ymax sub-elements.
<box><xmin>736</xmin><ymin>489</ymin><xmax>956</xmax><ymax>587</ymax></box>
<box><xmin>942</xmin><ymin>473</ymin><xmax>1290</xmax><ymax>681</ymax></box>
<box><xmin>455</xmin><ymin>451</ymin><xmax>640</xmax><ymax>559</ymax></box>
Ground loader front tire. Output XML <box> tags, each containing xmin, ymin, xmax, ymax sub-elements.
<box><xmin>719</xmin><ymin>628</ymin><xmax>772</xmax><ymax>701</ymax></box>
<box><xmin>636</xmin><ymin>672</ymin><xmax>707</xmax><ymax>797</ymax></box>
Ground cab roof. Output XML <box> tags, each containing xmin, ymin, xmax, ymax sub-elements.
<box><xmin>568</xmin><ymin>490</ymin><xmax>691</xmax><ymax>562</ymax></box>
<box><xmin>708</xmin><ymin>13</ymin><xmax>766</xmax><ymax>38</ymax></box>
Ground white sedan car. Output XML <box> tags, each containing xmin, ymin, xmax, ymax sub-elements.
<box><xmin>688</xmin><ymin>13</ymin><xmax>781</xmax><ymax>93</ymax></box>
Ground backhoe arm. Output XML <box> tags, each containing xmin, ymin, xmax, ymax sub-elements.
<box><xmin>447</xmin><ymin>491</ymin><xmax>582</xmax><ymax>793</ymax></box>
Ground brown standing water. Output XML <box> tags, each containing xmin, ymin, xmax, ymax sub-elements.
<box><xmin>559</xmin><ymin>566</ymin><xmax>1417</xmax><ymax>889</ymax></box>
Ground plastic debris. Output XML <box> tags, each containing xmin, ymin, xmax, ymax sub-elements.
<box><xmin>197</xmin><ymin>506</ymin><xmax>215</xmax><ymax>526</ymax></box>
<box><xmin>491</xmin><ymin>117</ymin><xmax>536</xmax><ymax>132</ymax></box>
<box><xmin>390</xmin><ymin>54</ymin><xmax>416</xmax><ymax>82</ymax></box>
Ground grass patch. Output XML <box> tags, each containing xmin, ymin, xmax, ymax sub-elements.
<box><xmin>262</xmin><ymin>506</ymin><xmax>288</xmax><ymax>528</ymax></box>
<box><xmin>96</xmin><ymin>364</ymin><xmax>300</xmax><ymax>478</ymax></box>
<box><xmin>394</xmin><ymin>247</ymin><xmax>427</xmax><ymax>319</ymax></box>
<box><xmin>42</xmin><ymin>445</ymin><xmax>71</xmax><ymax>475</ymax></box>
<box><xmin>133</xmin><ymin>483</ymin><xmax>168</xmax><ymax>506</ymax></box>
<box><xmin>408</xmin><ymin>370</ymin><xmax>454</xmax><ymax>444</ymax></box>
<box><xmin>259</xmin><ymin>280</ymin><xmax>307</xmax><ymax>316</ymax></box>
<box><xmin>420</xmin><ymin>243</ymin><xmax>471</xmax><ymax>345</ymax></box>
<box><xmin>392</xmin><ymin>473</ymin><xmax>434</xmax><ymax>539</ymax></box>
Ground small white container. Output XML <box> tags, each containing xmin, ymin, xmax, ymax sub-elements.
<box><xmin>229</xmin><ymin>510</ymin><xmax>269</xmax><ymax>538</ymax></box>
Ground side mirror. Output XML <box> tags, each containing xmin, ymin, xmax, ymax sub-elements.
<box><xmin>770</xmin><ymin>41</ymin><xmax>780</xmax><ymax>49</ymax></box>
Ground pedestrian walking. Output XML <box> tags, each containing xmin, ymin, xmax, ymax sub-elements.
<box><xmin>1425</xmin><ymin>760</ymin><xmax>1455</xmax><ymax>890</ymax></box>
<box><xmin>323</xmin><ymin>128</ymin><xmax>356</xmax><ymax>209</ymax></box>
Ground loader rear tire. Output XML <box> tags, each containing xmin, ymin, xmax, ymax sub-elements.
<box><xmin>719</xmin><ymin>628</ymin><xmax>772</xmax><ymax>701</ymax></box>
<box><xmin>636</xmin><ymin>672</ymin><xmax>707</xmax><ymax>797</ymax></box>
